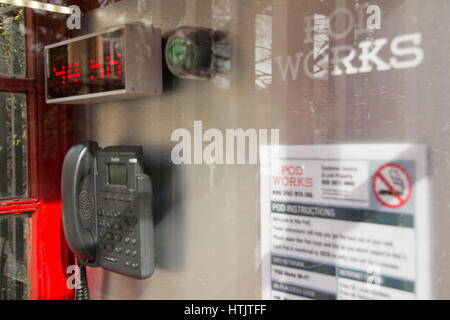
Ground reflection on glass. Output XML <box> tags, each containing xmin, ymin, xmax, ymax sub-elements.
<box><xmin>312</xmin><ymin>14</ymin><xmax>329</xmax><ymax>81</ymax></box>
<box><xmin>255</xmin><ymin>7</ymin><xmax>272</xmax><ymax>89</ymax></box>
<box><xmin>0</xmin><ymin>4</ymin><xmax>26</xmax><ymax>77</ymax></box>
<box><xmin>0</xmin><ymin>92</ymin><xmax>28</xmax><ymax>199</ymax></box>
<box><xmin>0</xmin><ymin>214</ymin><xmax>30</xmax><ymax>300</ymax></box>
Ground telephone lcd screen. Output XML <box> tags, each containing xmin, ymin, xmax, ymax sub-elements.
<box><xmin>108</xmin><ymin>164</ymin><xmax>127</xmax><ymax>186</ymax></box>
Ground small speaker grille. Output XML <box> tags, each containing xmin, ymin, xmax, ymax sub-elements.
<box><xmin>79</xmin><ymin>190</ymin><xmax>93</xmax><ymax>220</ymax></box>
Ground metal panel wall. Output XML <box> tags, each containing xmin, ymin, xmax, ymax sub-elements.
<box><xmin>75</xmin><ymin>0</ymin><xmax>450</xmax><ymax>299</ymax></box>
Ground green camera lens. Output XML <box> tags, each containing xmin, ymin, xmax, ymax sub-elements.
<box><xmin>167</xmin><ymin>36</ymin><xmax>187</xmax><ymax>67</ymax></box>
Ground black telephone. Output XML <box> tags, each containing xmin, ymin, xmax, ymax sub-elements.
<box><xmin>62</xmin><ymin>141</ymin><xmax>155</xmax><ymax>284</ymax></box>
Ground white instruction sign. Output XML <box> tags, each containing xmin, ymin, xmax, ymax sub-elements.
<box><xmin>260</xmin><ymin>144</ymin><xmax>431</xmax><ymax>300</ymax></box>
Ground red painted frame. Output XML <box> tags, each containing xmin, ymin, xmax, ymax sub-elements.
<box><xmin>1</xmin><ymin>1</ymin><xmax>122</xmax><ymax>300</ymax></box>
<box><xmin>0</xmin><ymin>8</ymin><xmax>42</xmax><ymax>299</ymax></box>
<box><xmin>0</xmin><ymin>8</ymin><xmax>76</xmax><ymax>299</ymax></box>
<box><xmin>33</xmin><ymin>9</ymin><xmax>76</xmax><ymax>300</ymax></box>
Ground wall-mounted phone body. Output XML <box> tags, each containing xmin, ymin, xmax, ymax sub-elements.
<box><xmin>62</xmin><ymin>142</ymin><xmax>154</xmax><ymax>279</ymax></box>
<box><xmin>45</xmin><ymin>23</ymin><xmax>162</xmax><ymax>104</ymax></box>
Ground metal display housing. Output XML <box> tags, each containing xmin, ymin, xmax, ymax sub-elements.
<box><xmin>44</xmin><ymin>23</ymin><xmax>162</xmax><ymax>104</ymax></box>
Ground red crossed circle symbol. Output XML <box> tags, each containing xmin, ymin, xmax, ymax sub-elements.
<box><xmin>372</xmin><ymin>163</ymin><xmax>412</xmax><ymax>208</ymax></box>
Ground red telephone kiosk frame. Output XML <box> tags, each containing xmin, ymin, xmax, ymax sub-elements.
<box><xmin>0</xmin><ymin>2</ymin><xmax>120</xmax><ymax>300</ymax></box>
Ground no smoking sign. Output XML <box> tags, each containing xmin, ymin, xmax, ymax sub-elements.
<box><xmin>372</xmin><ymin>163</ymin><xmax>412</xmax><ymax>208</ymax></box>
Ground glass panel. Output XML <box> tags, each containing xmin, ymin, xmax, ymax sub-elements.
<box><xmin>0</xmin><ymin>4</ymin><xmax>26</xmax><ymax>77</ymax></box>
<box><xmin>0</xmin><ymin>214</ymin><xmax>30</xmax><ymax>300</ymax></box>
<box><xmin>68</xmin><ymin>0</ymin><xmax>450</xmax><ymax>300</ymax></box>
<box><xmin>0</xmin><ymin>92</ymin><xmax>28</xmax><ymax>199</ymax></box>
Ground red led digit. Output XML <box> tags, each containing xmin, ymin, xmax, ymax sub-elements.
<box><xmin>118</xmin><ymin>65</ymin><xmax>121</xmax><ymax>69</ymax></box>
<box><xmin>62</xmin><ymin>66</ymin><xmax>65</xmax><ymax>70</ymax></box>
<box><xmin>90</xmin><ymin>59</ymin><xmax>93</xmax><ymax>64</ymax></box>
<box><xmin>118</xmin><ymin>53</ymin><xmax>121</xmax><ymax>58</ymax></box>
<box><xmin>90</xmin><ymin>75</ymin><xmax>94</xmax><ymax>80</ymax></box>
<box><xmin>118</xmin><ymin>70</ymin><xmax>122</xmax><ymax>75</ymax></box>
<box><xmin>106</xmin><ymin>56</ymin><xmax>110</xmax><ymax>61</ymax></box>
<box><xmin>75</xmin><ymin>79</ymin><xmax>78</xmax><ymax>83</ymax></box>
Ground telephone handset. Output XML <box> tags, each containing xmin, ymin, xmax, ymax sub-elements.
<box><xmin>62</xmin><ymin>141</ymin><xmax>155</xmax><ymax>279</ymax></box>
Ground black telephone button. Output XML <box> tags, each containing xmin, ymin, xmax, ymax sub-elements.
<box><xmin>106</xmin><ymin>232</ymin><xmax>113</xmax><ymax>240</ymax></box>
<box><xmin>114</xmin><ymin>247</ymin><xmax>122</xmax><ymax>254</ymax></box>
<box><xmin>125</xmin><ymin>237</ymin><xmax>130</xmax><ymax>244</ymax></box>
<box><xmin>131</xmin><ymin>262</ymin><xmax>139</xmax><ymax>269</ymax></box>
<box><xmin>131</xmin><ymin>238</ymin><xmax>137</xmax><ymax>245</ymax></box>
<box><xmin>106</xmin><ymin>210</ymin><xmax>113</xmax><ymax>217</ymax></box>
<box><xmin>105</xmin><ymin>256</ymin><xmax>118</xmax><ymax>263</ymax></box>
<box><xmin>114</xmin><ymin>233</ymin><xmax>122</xmax><ymax>242</ymax></box>
<box><xmin>113</xmin><ymin>222</ymin><xmax>121</xmax><ymax>230</ymax></box>
<box><xmin>106</xmin><ymin>221</ymin><xmax>112</xmax><ymax>228</ymax></box>
<box><xmin>99</xmin><ymin>231</ymin><xmax>105</xmax><ymax>238</ymax></box>
<box><xmin>125</xmin><ymin>249</ymin><xmax>131</xmax><ymax>256</ymax></box>
<box><xmin>131</xmin><ymin>251</ymin><xmax>137</xmax><ymax>257</ymax></box>
<box><xmin>106</xmin><ymin>243</ymin><xmax>113</xmax><ymax>252</ymax></box>
<box><xmin>98</xmin><ymin>219</ymin><xmax>105</xmax><ymax>227</ymax></box>
<box><xmin>98</xmin><ymin>209</ymin><xmax>104</xmax><ymax>216</ymax></box>
<box><xmin>125</xmin><ymin>260</ymin><xmax>131</xmax><ymax>267</ymax></box>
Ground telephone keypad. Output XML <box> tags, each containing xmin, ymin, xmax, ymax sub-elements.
<box><xmin>97</xmin><ymin>192</ymin><xmax>141</xmax><ymax>273</ymax></box>
<box><xmin>105</xmin><ymin>256</ymin><xmax>118</xmax><ymax>263</ymax></box>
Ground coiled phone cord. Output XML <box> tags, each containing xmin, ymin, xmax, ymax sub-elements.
<box><xmin>75</xmin><ymin>257</ymin><xmax>90</xmax><ymax>300</ymax></box>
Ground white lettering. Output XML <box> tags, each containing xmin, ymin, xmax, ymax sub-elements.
<box><xmin>331</xmin><ymin>45</ymin><xmax>358</xmax><ymax>76</ymax></box>
<box><xmin>275</xmin><ymin>53</ymin><xmax>304</xmax><ymax>82</ymax></box>
<box><xmin>203</xmin><ymin>128</ymin><xmax>224</xmax><ymax>165</ymax></box>
<box><xmin>171</xmin><ymin>128</ymin><xmax>191</xmax><ymax>165</ymax></box>
<box><xmin>390</xmin><ymin>32</ymin><xmax>424</xmax><ymax>69</ymax></box>
<box><xmin>358</xmin><ymin>38</ymin><xmax>391</xmax><ymax>73</ymax></box>
<box><xmin>366</xmin><ymin>5</ymin><xmax>382</xmax><ymax>30</ymax></box>
<box><xmin>329</xmin><ymin>7</ymin><xmax>354</xmax><ymax>40</ymax></box>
